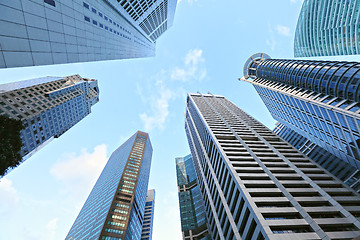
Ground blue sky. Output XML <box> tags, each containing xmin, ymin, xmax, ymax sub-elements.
<box><xmin>0</xmin><ymin>0</ymin><xmax>308</xmax><ymax>239</ymax></box>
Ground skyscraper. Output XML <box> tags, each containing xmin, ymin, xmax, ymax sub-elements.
<box><xmin>185</xmin><ymin>92</ymin><xmax>360</xmax><ymax>239</ymax></box>
<box><xmin>141</xmin><ymin>189</ymin><xmax>155</xmax><ymax>240</ymax></box>
<box><xmin>241</xmin><ymin>53</ymin><xmax>360</xmax><ymax>170</ymax></box>
<box><xmin>66</xmin><ymin>131</ymin><xmax>152</xmax><ymax>240</ymax></box>
<box><xmin>175</xmin><ymin>154</ymin><xmax>210</xmax><ymax>240</ymax></box>
<box><xmin>294</xmin><ymin>0</ymin><xmax>360</xmax><ymax>57</ymax></box>
<box><xmin>0</xmin><ymin>74</ymin><xmax>99</xmax><ymax>175</ymax></box>
<box><xmin>0</xmin><ymin>0</ymin><xmax>177</xmax><ymax>68</ymax></box>
<box><xmin>274</xmin><ymin>122</ymin><xmax>360</xmax><ymax>192</ymax></box>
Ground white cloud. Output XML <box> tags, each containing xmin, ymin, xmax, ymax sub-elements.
<box><xmin>139</xmin><ymin>75</ymin><xmax>177</xmax><ymax>132</ymax></box>
<box><xmin>50</xmin><ymin>144</ymin><xmax>108</xmax><ymax>197</ymax></box>
<box><xmin>171</xmin><ymin>49</ymin><xmax>206</xmax><ymax>82</ymax></box>
<box><xmin>276</xmin><ymin>25</ymin><xmax>291</xmax><ymax>37</ymax></box>
<box><xmin>0</xmin><ymin>178</ymin><xmax>18</xmax><ymax>215</ymax></box>
<box><xmin>139</xmin><ymin>49</ymin><xmax>206</xmax><ymax>131</ymax></box>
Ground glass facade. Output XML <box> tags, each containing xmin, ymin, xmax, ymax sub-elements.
<box><xmin>176</xmin><ymin>155</ymin><xmax>210</xmax><ymax>240</ymax></box>
<box><xmin>66</xmin><ymin>131</ymin><xmax>153</xmax><ymax>240</ymax></box>
<box><xmin>241</xmin><ymin>53</ymin><xmax>360</xmax><ymax>170</ymax></box>
<box><xmin>0</xmin><ymin>0</ymin><xmax>177</xmax><ymax>68</ymax></box>
<box><xmin>0</xmin><ymin>75</ymin><xmax>99</xmax><ymax>175</ymax></box>
<box><xmin>294</xmin><ymin>0</ymin><xmax>360</xmax><ymax>57</ymax></box>
<box><xmin>274</xmin><ymin>122</ymin><xmax>360</xmax><ymax>192</ymax></box>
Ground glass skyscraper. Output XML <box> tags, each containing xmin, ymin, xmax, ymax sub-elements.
<box><xmin>0</xmin><ymin>0</ymin><xmax>177</xmax><ymax>68</ymax></box>
<box><xmin>294</xmin><ymin>0</ymin><xmax>360</xmax><ymax>57</ymax></box>
<box><xmin>66</xmin><ymin>131</ymin><xmax>152</xmax><ymax>240</ymax></box>
<box><xmin>175</xmin><ymin>154</ymin><xmax>210</xmax><ymax>240</ymax></box>
<box><xmin>141</xmin><ymin>189</ymin><xmax>155</xmax><ymax>240</ymax></box>
<box><xmin>186</xmin><ymin>92</ymin><xmax>360</xmax><ymax>239</ymax></box>
<box><xmin>274</xmin><ymin>122</ymin><xmax>360</xmax><ymax>192</ymax></box>
<box><xmin>0</xmin><ymin>74</ymin><xmax>99</xmax><ymax>175</ymax></box>
<box><xmin>241</xmin><ymin>53</ymin><xmax>360</xmax><ymax>170</ymax></box>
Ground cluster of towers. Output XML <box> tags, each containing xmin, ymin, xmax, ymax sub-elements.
<box><xmin>0</xmin><ymin>0</ymin><xmax>177</xmax><ymax>239</ymax></box>
<box><xmin>175</xmin><ymin>1</ymin><xmax>360</xmax><ymax>240</ymax></box>
<box><xmin>2</xmin><ymin>0</ymin><xmax>360</xmax><ymax>239</ymax></box>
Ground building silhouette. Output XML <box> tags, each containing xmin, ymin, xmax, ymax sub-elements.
<box><xmin>185</xmin><ymin>92</ymin><xmax>360</xmax><ymax>239</ymax></box>
<box><xmin>0</xmin><ymin>74</ymin><xmax>99</xmax><ymax>175</ymax></box>
<box><xmin>241</xmin><ymin>53</ymin><xmax>360</xmax><ymax>170</ymax></box>
<box><xmin>0</xmin><ymin>0</ymin><xmax>177</xmax><ymax>68</ymax></box>
<box><xmin>294</xmin><ymin>0</ymin><xmax>360</xmax><ymax>57</ymax></box>
<box><xmin>176</xmin><ymin>154</ymin><xmax>210</xmax><ymax>240</ymax></box>
<box><xmin>66</xmin><ymin>131</ymin><xmax>152</xmax><ymax>240</ymax></box>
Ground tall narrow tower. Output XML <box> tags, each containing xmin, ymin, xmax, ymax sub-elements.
<box><xmin>66</xmin><ymin>131</ymin><xmax>152</xmax><ymax>240</ymax></box>
<box><xmin>241</xmin><ymin>53</ymin><xmax>360</xmax><ymax>170</ymax></box>
<box><xmin>185</xmin><ymin>92</ymin><xmax>360</xmax><ymax>239</ymax></box>
<box><xmin>0</xmin><ymin>75</ymin><xmax>99</xmax><ymax>175</ymax></box>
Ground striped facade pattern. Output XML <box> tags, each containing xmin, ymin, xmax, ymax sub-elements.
<box><xmin>294</xmin><ymin>0</ymin><xmax>360</xmax><ymax>57</ymax></box>
<box><xmin>241</xmin><ymin>54</ymin><xmax>360</xmax><ymax>170</ymax></box>
<box><xmin>274</xmin><ymin>122</ymin><xmax>360</xmax><ymax>193</ymax></box>
<box><xmin>186</xmin><ymin>93</ymin><xmax>360</xmax><ymax>239</ymax></box>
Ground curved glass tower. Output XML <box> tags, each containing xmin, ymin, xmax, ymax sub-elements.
<box><xmin>294</xmin><ymin>0</ymin><xmax>360</xmax><ymax>57</ymax></box>
<box><xmin>241</xmin><ymin>53</ymin><xmax>360</xmax><ymax>170</ymax></box>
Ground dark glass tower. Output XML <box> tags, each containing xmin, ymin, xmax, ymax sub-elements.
<box><xmin>274</xmin><ymin>122</ymin><xmax>360</xmax><ymax>192</ymax></box>
<box><xmin>175</xmin><ymin>154</ymin><xmax>210</xmax><ymax>240</ymax></box>
<box><xmin>66</xmin><ymin>131</ymin><xmax>152</xmax><ymax>240</ymax></box>
<box><xmin>241</xmin><ymin>53</ymin><xmax>360</xmax><ymax>169</ymax></box>
<box><xmin>185</xmin><ymin>92</ymin><xmax>360</xmax><ymax>239</ymax></box>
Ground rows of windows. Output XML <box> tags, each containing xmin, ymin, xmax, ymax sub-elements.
<box><xmin>257</xmin><ymin>59</ymin><xmax>360</xmax><ymax>102</ymax></box>
<box><xmin>186</xmin><ymin>93</ymin><xmax>360</xmax><ymax>239</ymax></box>
<box><xmin>253</xmin><ymin>80</ymin><xmax>360</xmax><ymax>166</ymax></box>
<box><xmin>83</xmin><ymin>2</ymin><xmax>131</xmax><ymax>34</ymax></box>
<box><xmin>84</xmin><ymin>15</ymin><xmax>132</xmax><ymax>41</ymax></box>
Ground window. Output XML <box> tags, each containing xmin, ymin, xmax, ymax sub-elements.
<box><xmin>84</xmin><ymin>16</ymin><xmax>90</xmax><ymax>22</ymax></box>
<box><xmin>99</xmin><ymin>12</ymin><xmax>103</xmax><ymax>17</ymax></box>
<box><xmin>83</xmin><ymin>2</ymin><xmax>89</xmax><ymax>9</ymax></box>
<box><xmin>92</xmin><ymin>20</ymin><xmax>97</xmax><ymax>25</ymax></box>
<box><xmin>44</xmin><ymin>0</ymin><xmax>56</xmax><ymax>7</ymax></box>
<box><xmin>91</xmin><ymin>7</ymin><xmax>96</xmax><ymax>13</ymax></box>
